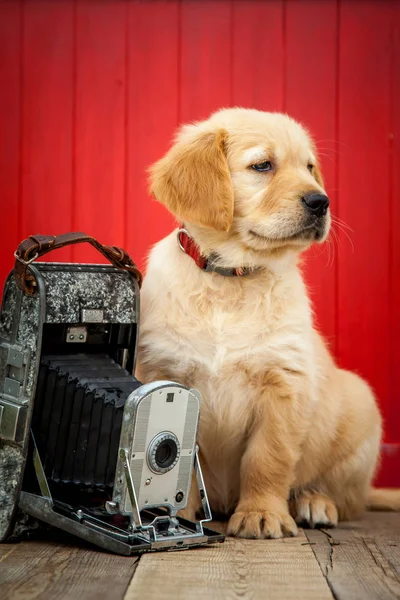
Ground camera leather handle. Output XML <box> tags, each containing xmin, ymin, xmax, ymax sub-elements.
<box><xmin>13</xmin><ymin>232</ymin><xmax>143</xmax><ymax>296</ymax></box>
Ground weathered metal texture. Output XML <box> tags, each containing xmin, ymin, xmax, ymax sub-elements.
<box><xmin>0</xmin><ymin>274</ymin><xmax>41</xmax><ymax>541</ymax></box>
<box><xmin>39</xmin><ymin>264</ymin><xmax>138</xmax><ymax>324</ymax></box>
<box><xmin>0</xmin><ymin>262</ymin><xmax>140</xmax><ymax>542</ymax></box>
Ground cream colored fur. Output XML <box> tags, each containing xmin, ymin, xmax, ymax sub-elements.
<box><xmin>136</xmin><ymin>108</ymin><xmax>398</xmax><ymax>539</ymax></box>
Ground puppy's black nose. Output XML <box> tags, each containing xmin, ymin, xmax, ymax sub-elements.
<box><xmin>301</xmin><ymin>192</ymin><xmax>330</xmax><ymax>217</ymax></box>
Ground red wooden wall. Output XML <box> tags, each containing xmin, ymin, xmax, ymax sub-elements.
<box><xmin>0</xmin><ymin>0</ymin><xmax>399</xmax><ymax>484</ymax></box>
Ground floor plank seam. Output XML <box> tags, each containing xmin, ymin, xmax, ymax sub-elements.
<box><xmin>320</xmin><ymin>529</ymin><xmax>341</xmax><ymax>578</ymax></box>
<box><xmin>121</xmin><ymin>556</ymin><xmax>141</xmax><ymax>600</ymax></box>
<box><xmin>304</xmin><ymin>529</ymin><xmax>338</xmax><ymax>600</ymax></box>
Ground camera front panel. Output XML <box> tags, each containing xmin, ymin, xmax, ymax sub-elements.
<box><xmin>118</xmin><ymin>384</ymin><xmax>200</xmax><ymax>515</ymax></box>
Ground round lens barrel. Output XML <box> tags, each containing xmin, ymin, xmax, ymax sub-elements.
<box><xmin>155</xmin><ymin>439</ymin><xmax>178</xmax><ymax>469</ymax></box>
<box><xmin>147</xmin><ymin>432</ymin><xmax>180</xmax><ymax>474</ymax></box>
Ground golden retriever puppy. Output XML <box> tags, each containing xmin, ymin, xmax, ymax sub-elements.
<box><xmin>136</xmin><ymin>108</ymin><xmax>399</xmax><ymax>538</ymax></box>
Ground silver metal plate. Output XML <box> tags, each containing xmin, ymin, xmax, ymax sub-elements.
<box><xmin>4</xmin><ymin>377</ymin><xmax>21</xmax><ymax>398</ymax></box>
<box><xmin>0</xmin><ymin>398</ymin><xmax>27</xmax><ymax>443</ymax></box>
<box><xmin>7</xmin><ymin>348</ymin><xmax>24</xmax><ymax>369</ymax></box>
<box><xmin>66</xmin><ymin>326</ymin><xmax>88</xmax><ymax>343</ymax></box>
<box><xmin>81</xmin><ymin>309</ymin><xmax>104</xmax><ymax>323</ymax></box>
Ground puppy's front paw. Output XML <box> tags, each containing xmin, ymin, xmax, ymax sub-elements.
<box><xmin>291</xmin><ymin>491</ymin><xmax>338</xmax><ymax>529</ymax></box>
<box><xmin>227</xmin><ymin>508</ymin><xmax>298</xmax><ymax>539</ymax></box>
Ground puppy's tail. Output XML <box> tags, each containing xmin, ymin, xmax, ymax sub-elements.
<box><xmin>367</xmin><ymin>488</ymin><xmax>400</xmax><ymax>511</ymax></box>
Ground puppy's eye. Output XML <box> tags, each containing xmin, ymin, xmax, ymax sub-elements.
<box><xmin>251</xmin><ymin>161</ymin><xmax>273</xmax><ymax>172</ymax></box>
<box><xmin>307</xmin><ymin>164</ymin><xmax>314</xmax><ymax>173</ymax></box>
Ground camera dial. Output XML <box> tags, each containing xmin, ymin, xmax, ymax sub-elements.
<box><xmin>147</xmin><ymin>432</ymin><xmax>180</xmax><ymax>474</ymax></box>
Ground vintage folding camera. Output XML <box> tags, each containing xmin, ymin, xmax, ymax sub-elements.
<box><xmin>0</xmin><ymin>233</ymin><xmax>224</xmax><ymax>555</ymax></box>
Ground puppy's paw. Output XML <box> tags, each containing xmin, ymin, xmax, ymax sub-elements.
<box><xmin>227</xmin><ymin>508</ymin><xmax>298</xmax><ymax>539</ymax></box>
<box><xmin>291</xmin><ymin>491</ymin><xmax>338</xmax><ymax>529</ymax></box>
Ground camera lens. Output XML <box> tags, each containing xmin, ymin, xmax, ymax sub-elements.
<box><xmin>147</xmin><ymin>432</ymin><xmax>180</xmax><ymax>474</ymax></box>
<box><xmin>155</xmin><ymin>439</ymin><xmax>177</xmax><ymax>469</ymax></box>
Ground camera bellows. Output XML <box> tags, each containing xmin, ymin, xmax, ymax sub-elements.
<box><xmin>32</xmin><ymin>354</ymin><xmax>142</xmax><ymax>489</ymax></box>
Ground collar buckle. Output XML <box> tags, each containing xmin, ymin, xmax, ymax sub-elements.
<box><xmin>177</xmin><ymin>228</ymin><xmax>190</xmax><ymax>253</ymax></box>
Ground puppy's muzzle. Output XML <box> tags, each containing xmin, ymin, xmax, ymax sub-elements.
<box><xmin>301</xmin><ymin>192</ymin><xmax>330</xmax><ymax>218</ymax></box>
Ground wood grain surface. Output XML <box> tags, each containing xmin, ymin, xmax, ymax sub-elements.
<box><xmin>305</xmin><ymin>512</ymin><xmax>400</xmax><ymax>600</ymax></box>
<box><xmin>2</xmin><ymin>514</ymin><xmax>400</xmax><ymax>599</ymax></box>
<box><xmin>0</xmin><ymin>532</ymin><xmax>138</xmax><ymax>600</ymax></box>
<box><xmin>124</xmin><ymin>523</ymin><xmax>333</xmax><ymax>600</ymax></box>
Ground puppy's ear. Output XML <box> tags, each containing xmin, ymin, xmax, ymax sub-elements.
<box><xmin>149</xmin><ymin>128</ymin><xmax>234</xmax><ymax>231</ymax></box>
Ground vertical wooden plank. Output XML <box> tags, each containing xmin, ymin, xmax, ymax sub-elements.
<box><xmin>285</xmin><ymin>0</ymin><xmax>338</xmax><ymax>351</ymax></box>
<box><xmin>125</xmin><ymin>531</ymin><xmax>333</xmax><ymax>600</ymax></box>
<box><xmin>126</xmin><ymin>0</ymin><xmax>179</xmax><ymax>269</ymax></box>
<box><xmin>231</xmin><ymin>0</ymin><xmax>284</xmax><ymax>111</ymax></box>
<box><xmin>74</xmin><ymin>0</ymin><xmax>126</xmax><ymax>263</ymax></box>
<box><xmin>305</xmin><ymin>514</ymin><xmax>400</xmax><ymax>599</ymax></box>
<box><xmin>388</xmin><ymin>1</ymin><xmax>400</xmax><ymax>445</ymax></box>
<box><xmin>1</xmin><ymin>537</ymin><xmax>139</xmax><ymax>600</ymax></box>
<box><xmin>21</xmin><ymin>0</ymin><xmax>74</xmax><ymax>262</ymax></box>
<box><xmin>0</xmin><ymin>0</ymin><xmax>21</xmax><ymax>292</ymax></box>
<box><xmin>180</xmin><ymin>0</ymin><xmax>232</xmax><ymax>123</ymax></box>
<box><xmin>337</xmin><ymin>1</ymin><xmax>391</xmax><ymax>422</ymax></box>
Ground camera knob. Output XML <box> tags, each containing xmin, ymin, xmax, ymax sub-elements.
<box><xmin>175</xmin><ymin>491</ymin><xmax>184</xmax><ymax>503</ymax></box>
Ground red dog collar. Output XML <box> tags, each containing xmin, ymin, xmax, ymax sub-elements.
<box><xmin>177</xmin><ymin>228</ymin><xmax>256</xmax><ymax>277</ymax></box>
<box><xmin>177</xmin><ymin>229</ymin><xmax>208</xmax><ymax>271</ymax></box>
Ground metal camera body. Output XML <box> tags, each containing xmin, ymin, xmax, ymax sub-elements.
<box><xmin>115</xmin><ymin>383</ymin><xmax>200</xmax><ymax>517</ymax></box>
<box><xmin>0</xmin><ymin>241</ymin><xmax>224</xmax><ymax>556</ymax></box>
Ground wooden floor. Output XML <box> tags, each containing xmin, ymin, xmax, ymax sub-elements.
<box><xmin>1</xmin><ymin>512</ymin><xmax>400</xmax><ymax>600</ymax></box>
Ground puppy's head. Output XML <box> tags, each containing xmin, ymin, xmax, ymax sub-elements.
<box><xmin>149</xmin><ymin>108</ymin><xmax>330</xmax><ymax>260</ymax></box>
